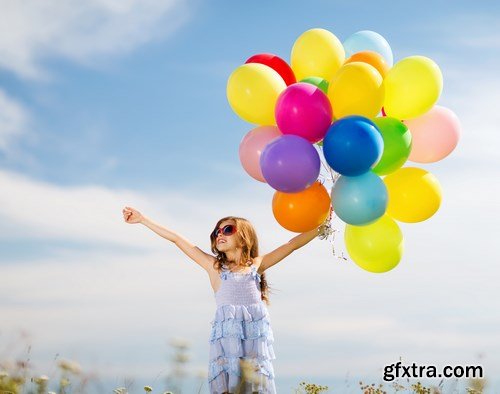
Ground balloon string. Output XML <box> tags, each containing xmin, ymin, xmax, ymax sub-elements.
<box><xmin>316</xmin><ymin>144</ymin><xmax>348</xmax><ymax>262</ymax></box>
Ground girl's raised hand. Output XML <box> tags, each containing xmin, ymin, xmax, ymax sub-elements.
<box><xmin>122</xmin><ymin>206</ymin><xmax>144</xmax><ymax>224</ymax></box>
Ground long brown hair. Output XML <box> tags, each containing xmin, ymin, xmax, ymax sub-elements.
<box><xmin>210</xmin><ymin>216</ymin><xmax>271</xmax><ymax>305</ymax></box>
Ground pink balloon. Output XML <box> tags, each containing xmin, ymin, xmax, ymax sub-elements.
<box><xmin>239</xmin><ymin>126</ymin><xmax>282</xmax><ymax>182</ymax></box>
<box><xmin>275</xmin><ymin>82</ymin><xmax>332</xmax><ymax>143</ymax></box>
<box><xmin>404</xmin><ymin>105</ymin><xmax>461</xmax><ymax>163</ymax></box>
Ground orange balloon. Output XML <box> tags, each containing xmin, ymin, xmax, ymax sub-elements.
<box><xmin>345</xmin><ymin>50</ymin><xmax>389</xmax><ymax>78</ymax></box>
<box><xmin>272</xmin><ymin>181</ymin><xmax>331</xmax><ymax>232</ymax></box>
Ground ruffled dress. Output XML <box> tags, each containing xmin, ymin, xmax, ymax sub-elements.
<box><xmin>208</xmin><ymin>263</ymin><xmax>276</xmax><ymax>393</ymax></box>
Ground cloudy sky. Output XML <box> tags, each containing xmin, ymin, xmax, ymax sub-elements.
<box><xmin>1</xmin><ymin>0</ymin><xmax>499</xmax><ymax>392</ymax></box>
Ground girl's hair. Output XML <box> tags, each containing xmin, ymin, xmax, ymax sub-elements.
<box><xmin>210</xmin><ymin>216</ymin><xmax>271</xmax><ymax>305</ymax></box>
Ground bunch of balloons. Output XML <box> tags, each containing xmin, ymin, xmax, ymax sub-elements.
<box><xmin>227</xmin><ymin>28</ymin><xmax>460</xmax><ymax>273</ymax></box>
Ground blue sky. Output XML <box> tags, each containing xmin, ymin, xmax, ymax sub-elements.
<box><xmin>1</xmin><ymin>1</ymin><xmax>500</xmax><ymax>393</ymax></box>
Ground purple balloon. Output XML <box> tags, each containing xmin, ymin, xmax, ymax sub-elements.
<box><xmin>275</xmin><ymin>82</ymin><xmax>332</xmax><ymax>143</ymax></box>
<box><xmin>260</xmin><ymin>135</ymin><xmax>320</xmax><ymax>192</ymax></box>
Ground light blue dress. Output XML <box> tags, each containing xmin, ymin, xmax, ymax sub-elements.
<box><xmin>208</xmin><ymin>263</ymin><xmax>276</xmax><ymax>393</ymax></box>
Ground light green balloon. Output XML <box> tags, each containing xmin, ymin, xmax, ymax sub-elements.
<box><xmin>345</xmin><ymin>214</ymin><xmax>404</xmax><ymax>273</ymax></box>
<box><xmin>300</xmin><ymin>76</ymin><xmax>329</xmax><ymax>94</ymax></box>
<box><xmin>372</xmin><ymin>117</ymin><xmax>412</xmax><ymax>175</ymax></box>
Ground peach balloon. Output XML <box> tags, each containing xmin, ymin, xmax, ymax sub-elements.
<box><xmin>344</xmin><ymin>50</ymin><xmax>389</xmax><ymax>78</ymax></box>
<box><xmin>239</xmin><ymin>126</ymin><xmax>282</xmax><ymax>182</ymax></box>
<box><xmin>404</xmin><ymin>106</ymin><xmax>461</xmax><ymax>163</ymax></box>
<box><xmin>272</xmin><ymin>181</ymin><xmax>331</xmax><ymax>232</ymax></box>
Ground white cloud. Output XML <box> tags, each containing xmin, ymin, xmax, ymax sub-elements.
<box><xmin>0</xmin><ymin>0</ymin><xmax>190</xmax><ymax>80</ymax></box>
<box><xmin>0</xmin><ymin>89</ymin><xmax>30</xmax><ymax>153</ymax></box>
<box><xmin>0</xmin><ymin>167</ymin><xmax>280</xmax><ymax>249</ymax></box>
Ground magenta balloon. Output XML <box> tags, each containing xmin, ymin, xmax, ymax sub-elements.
<box><xmin>260</xmin><ymin>135</ymin><xmax>320</xmax><ymax>192</ymax></box>
<box><xmin>404</xmin><ymin>105</ymin><xmax>461</xmax><ymax>163</ymax></box>
<box><xmin>275</xmin><ymin>82</ymin><xmax>333</xmax><ymax>143</ymax></box>
<box><xmin>239</xmin><ymin>126</ymin><xmax>282</xmax><ymax>182</ymax></box>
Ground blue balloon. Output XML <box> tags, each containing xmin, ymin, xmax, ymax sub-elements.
<box><xmin>331</xmin><ymin>172</ymin><xmax>387</xmax><ymax>225</ymax></box>
<box><xmin>343</xmin><ymin>30</ymin><xmax>393</xmax><ymax>67</ymax></box>
<box><xmin>322</xmin><ymin>116</ymin><xmax>383</xmax><ymax>176</ymax></box>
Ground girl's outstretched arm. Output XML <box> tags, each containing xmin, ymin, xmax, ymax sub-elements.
<box><xmin>258</xmin><ymin>225</ymin><xmax>322</xmax><ymax>273</ymax></box>
<box><xmin>122</xmin><ymin>206</ymin><xmax>215</xmax><ymax>272</ymax></box>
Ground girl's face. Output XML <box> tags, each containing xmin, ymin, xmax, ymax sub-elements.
<box><xmin>214</xmin><ymin>219</ymin><xmax>239</xmax><ymax>252</ymax></box>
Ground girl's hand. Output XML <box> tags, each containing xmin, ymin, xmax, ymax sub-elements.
<box><xmin>122</xmin><ymin>206</ymin><xmax>144</xmax><ymax>224</ymax></box>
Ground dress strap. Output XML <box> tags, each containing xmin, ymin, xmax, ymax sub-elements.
<box><xmin>251</xmin><ymin>264</ymin><xmax>261</xmax><ymax>282</ymax></box>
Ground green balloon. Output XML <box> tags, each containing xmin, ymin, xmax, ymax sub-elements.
<box><xmin>300</xmin><ymin>76</ymin><xmax>329</xmax><ymax>94</ymax></box>
<box><xmin>372</xmin><ymin>117</ymin><xmax>412</xmax><ymax>175</ymax></box>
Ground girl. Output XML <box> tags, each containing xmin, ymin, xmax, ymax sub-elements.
<box><xmin>122</xmin><ymin>206</ymin><xmax>326</xmax><ymax>393</ymax></box>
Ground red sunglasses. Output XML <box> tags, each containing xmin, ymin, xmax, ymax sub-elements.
<box><xmin>213</xmin><ymin>224</ymin><xmax>237</xmax><ymax>238</ymax></box>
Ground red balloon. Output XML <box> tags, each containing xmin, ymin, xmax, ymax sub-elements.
<box><xmin>245</xmin><ymin>53</ymin><xmax>296</xmax><ymax>86</ymax></box>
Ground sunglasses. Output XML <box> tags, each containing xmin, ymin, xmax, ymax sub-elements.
<box><xmin>213</xmin><ymin>224</ymin><xmax>237</xmax><ymax>238</ymax></box>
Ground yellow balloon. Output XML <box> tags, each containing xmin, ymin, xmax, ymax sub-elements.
<box><xmin>327</xmin><ymin>62</ymin><xmax>384</xmax><ymax>119</ymax></box>
<box><xmin>227</xmin><ymin>63</ymin><xmax>286</xmax><ymax>125</ymax></box>
<box><xmin>383</xmin><ymin>167</ymin><xmax>442</xmax><ymax>223</ymax></box>
<box><xmin>345</xmin><ymin>214</ymin><xmax>404</xmax><ymax>273</ymax></box>
<box><xmin>383</xmin><ymin>56</ymin><xmax>443</xmax><ymax>120</ymax></box>
<box><xmin>291</xmin><ymin>28</ymin><xmax>345</xmax><ymax>81</ymax></box>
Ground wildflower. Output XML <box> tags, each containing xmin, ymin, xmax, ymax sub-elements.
<box><xmin>11</xmin><ymin>375</ymin><xmax>26</xmax><ymax>386</ymax></box>
<box><xmin>174</xmin><ymin>353</ymin><xmax>190</xmax><ymax>363</ymax></box>
<box><xmin>169</xmin><ymin>338</ymin><xmax>190</xmax><ymax>350</ymax></box>
<box><xmin>144</xmin><ymin>385</ymin><xmax>153</xmax><ymax>392</ymax></box>
<box><xmin>411</xmin><ymin>382</ymin><xmax>431</xmax><ymax>394</ymax></box>
<box><xmin>58</xmin><ymin>359</ymin><xmax>81</xmax><ymax>374</ymax></box>
<box><xmin>32</xmin><ymin>375</ymin><xmax>49</xmax><ymax>384</ymax></box>
<box><xmin>297</xmin><ymin>381</ymin><xmax>329</xmax><ymax>393</ymax></box>
<box><xmin>239</xmin><ymin>359</ymin><xmax>261</xmax><ymax>385</ymax></box>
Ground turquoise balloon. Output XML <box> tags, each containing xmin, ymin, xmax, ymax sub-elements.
<box><xmin>343</xmin><ymin>30</ymin><xmax>393</xmax><ymax>67</ymax></box>
<box><xmin>331</xmin><ymin>172</ymin><xmax>388</xmax><ymax>225</ymax></box>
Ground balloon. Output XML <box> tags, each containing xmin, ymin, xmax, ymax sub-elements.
<box><xmin>383</xmin><ymin>56</ymin><xmax>443</xmax><ymax>120</ymax></box>
<box><xmin>300</xmin><ymin>76</ymin><xmax>329</xmax><ymax>94</ymax></box>
<box><xmin>383</xmin><ymin>167</ymin><xmax>442</xmax><ymax>223</ymax></box>
<box><xmin>327</xmin><ymin>62</ymin><xmax>384</xmax><ymax>119</ymax></box>
<box><xmin>371</xmin><ymin>117</ymin><xmax>412</xmax><ymax>175</ymax></box>
<box><xmin>291</xmin><ymin>28</ymin><xmax>345</xmax><ymax>81</ymax></box>
<box><xmin>404</xmin><ymin>105</ymin><xmax>461</xmax><ymax>163</ymax></box>
<box><xmin>245</xmin><ymin>53</ymin><xmax>296</xmax><ymax>86</ymax></box>
<box><xmin>344</xmin><ymin>50</ymin><xmax>390</xmax><ymax>78</ymax></box>
<box><xmin>331</xmin><ymin>172</ymin><xmax>388</xmax><ymax>225</ymax></box>
<box><xmin>227</xmin><ymin>63</ymin><xmax>286</xmax><ymax>125</ymax></box>
<box><xmin>272</xmin><ymin>181</ymin><xmax>331</xmax><ymax>232</ymax></box>
<box><xmin>323</xmin><ymin>116</ymin><xmax>384</xmax><ymax>176</ymax></box>
<box><xmin>345</xmin><ymin>214</ymin><xmax>403</xmax><ymax>273</ymax></box>
<box><xmin>343</xmin><ymin>30</ymin><xmax>393</xmax><ymax>66</ymax></box>
<box><xmin>239</xmin><ymin>126</ymin><xmax>283</xmax><ymax>182</ymax></box>
<box><xmin>275</xmin><ymin>82</ymin><xmax>332</xmax><ymax>143</ymax></box>
<box><xmin>260</xmin><ymin>135</ymin><xmax>320</xmax><ymax>192</ymax></box>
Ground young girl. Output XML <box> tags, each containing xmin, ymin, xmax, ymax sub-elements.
<box><xmin>122</xmin><ymin>206</ymin><xmax>325</xmax><ymax>393</ymax></box>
